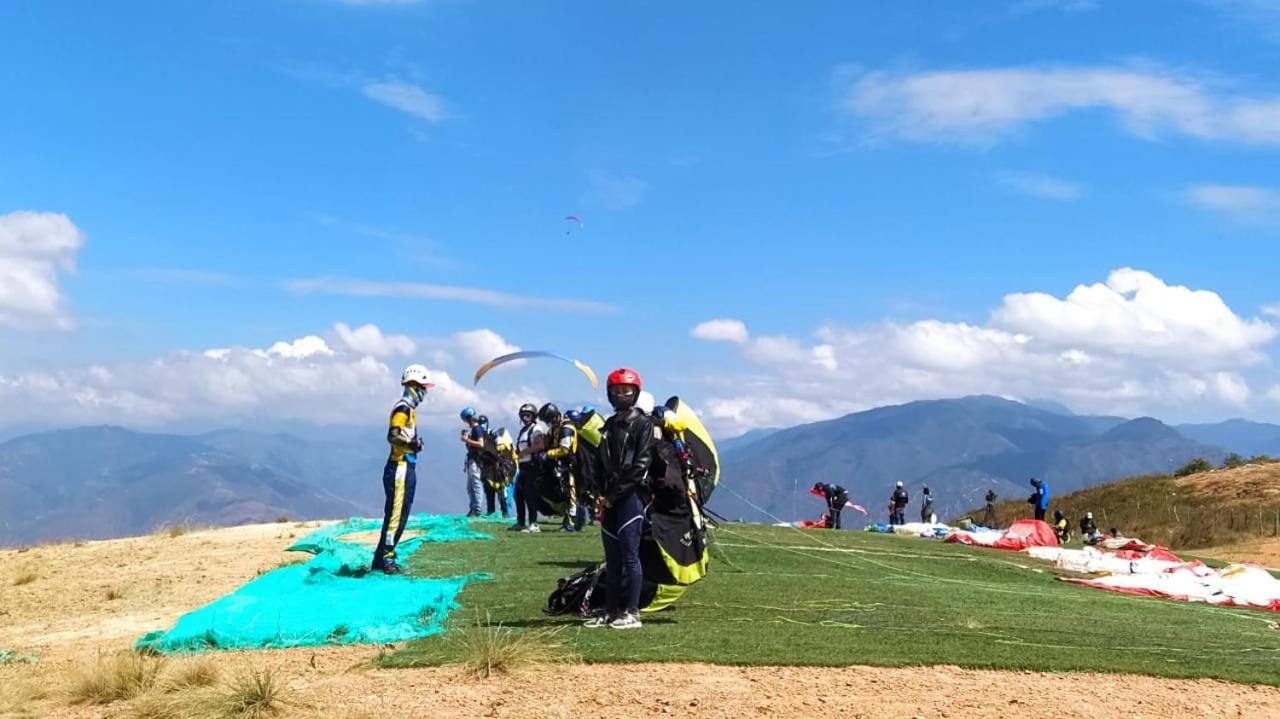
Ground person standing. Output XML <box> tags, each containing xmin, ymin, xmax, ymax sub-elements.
<box><xmin>891</xmin><ymin>481</ymin><xmax>909</xmax><ymax>526</ymax></box>
<box><xmin>512</xmin><ymin>403</ymin><xmax>543</xmax><ymax>532</ymax></box>
<box><xmin>920</xmin><ymin>485</ymin><xmax>936</xmax><ymax>524</ymax></box>
<box><xmin>982</xmin><ymin>489</ymin><xmax>998</xmax><ymax>527</ymax></box>
<box><xmin>586</xmin><ymin>368</ymin><xmax>653</xmax><ymax>630</ymax></box>
<box><xmin>538</xmin><ymin>403</ymin><xmax>583</xmax><ymax>532</ymax></box>
<box><xmin>460</xmin><ymin>407</ymin><xmax>485</xmax><ymax>517</ymax></box>
<box><xmin>1027</xmin><ymin>478</ymin><xmax>1050</xmax><ymax>522</ymax></box>
<box><xmin>372</xmin><ymin>364</ymin><xmax>433</xmax><ymax>575</ymax></box>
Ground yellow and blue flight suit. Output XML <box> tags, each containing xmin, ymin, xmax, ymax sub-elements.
<box><xmin>373</xmin><ymin>395</ymin><xmax>421</xmax><ymax>572</ymax></box>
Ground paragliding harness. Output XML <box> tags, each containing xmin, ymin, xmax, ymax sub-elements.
<box><xmin>479</xmin><ymin>428</ymin><xmax>517</xmax><ymax>492</ymax></box>
<box><xmin>537</xmin><ymin>422</ymin><xmax>579</xmax><ymax>515</ymax></box>
<box><xmin>545</xmin><ymin>562</ymin><xmax>660</xmax><ymax>617</ymax></box>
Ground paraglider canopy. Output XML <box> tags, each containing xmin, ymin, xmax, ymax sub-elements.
<box><xmin>564</xmin><ymin>215</ymin><xmax>584</xmax><ymax>233</ymax></box>
<box><xmin>473</xmin><ymin>350</ymin><xmax>599</xmax><ymax>390</ymax></box>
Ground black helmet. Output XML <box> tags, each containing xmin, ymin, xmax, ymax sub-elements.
<box><xmin>538</xmin><ymin>402</ymin><xmax>561</xmax><ymax>425</ymax></box>
<box><xmin>477</xmin><ymin>415</ymin><xmax>489</xmax><ymax>428</ymax></box>
<box><xmin>518</xmin><ymin>403</ymin><xmax>537</xmax><ymax>420</ymax></box>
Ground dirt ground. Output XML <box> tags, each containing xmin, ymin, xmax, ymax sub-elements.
<box><xmin>1203</xmin><ymin>536</ymin><xmax>1280</xmax><ymax>569</ymax></box>
<box><xmin>3</xmin><ymin>523</ymin><xmax>1279</xmax><ymax>719</ymax></box>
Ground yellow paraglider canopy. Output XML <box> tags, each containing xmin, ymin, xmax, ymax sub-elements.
<box><xmin>472</xmin><ymin>351</ymin><xmax>599</xmax><ymax>390</ymax></box>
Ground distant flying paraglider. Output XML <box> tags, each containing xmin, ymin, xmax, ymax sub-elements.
<box><xmin>564</xmin><ymin>215</ymin><xmax>584</xmax><ymax>234</ymax></box>
<box><xmin>473</xmin><ymin>350</ymin><xmax>600</xmax><ymax>390</ymax></box>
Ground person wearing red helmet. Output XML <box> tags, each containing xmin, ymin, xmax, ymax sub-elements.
<box><xmin>585</xmin><ymin>367</ymin><xmax>655</xmax><ymax>630</ymax></box>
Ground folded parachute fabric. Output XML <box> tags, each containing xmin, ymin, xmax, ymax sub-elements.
<box><xmin>945</xmin><ymin>519</ymin><xmax>1058</xmax><ymax>551</ymax></box>
<box><xmin>1062</xmin><ymin>563</ymin><xmax>1280</xmax><ymax>613</ymax></box>
<box><xmin>1027</xmin><ymin>546</ymin><xmax>1190</xmax><ymax>576</ymax></box>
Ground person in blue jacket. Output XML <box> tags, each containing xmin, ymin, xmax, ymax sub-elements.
<box><xmin>1027</xmin><ymin>478</ymin><xmax>1050</xmax><ymax>522</ymax></box>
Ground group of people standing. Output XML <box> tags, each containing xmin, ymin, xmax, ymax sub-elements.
<box><xmin>887</xmin><ymin>482</ymin><xmax>937</xmax><ymax>526</ymax></box>
<box><xmin>369</xmin><ymin>362</ymin><xmax>659</xmax><ymax>630</ymax></box>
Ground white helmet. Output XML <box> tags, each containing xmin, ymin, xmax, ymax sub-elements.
<box><xmin>401</xmin><ymin>364</ymin><xmax>435</xmax><ymax>388</ymax></box>
<box><xmin>1086</xmin><ymin>511</ymin><xmax>1093</xmax><ymax>519</ymax></box>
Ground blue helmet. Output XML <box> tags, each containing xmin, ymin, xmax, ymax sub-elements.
<box><xmin>477</xmin><ymin>414</ymin><xmax>489</xmax><ymax>428</ymax></box>
<box><xmin>565</xmin><ymin>409</ymin><xmax>583</xmax><ymax>426</ymax></box>
<box><xmin>460</xmin><ymin>407</ymin><xmax>477</xmax><ymax>421</ymax></box>
<box><xmin>580</xmin><ymin>404</ymin><xmax>597</xmax><ymax>416</ymax></box>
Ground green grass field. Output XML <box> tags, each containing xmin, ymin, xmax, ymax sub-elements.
<box><xmin>385</xmin><ymin>520</ymin><xmax>1280</xmax><ymax>685</ymax></box>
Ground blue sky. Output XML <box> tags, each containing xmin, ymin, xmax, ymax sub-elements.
<box><xmin>2</xmin><ymin>0</ymin><xmax>1280</xmax><ymax>435</ymax></box>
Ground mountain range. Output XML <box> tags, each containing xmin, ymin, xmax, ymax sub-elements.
<box><xmin>711</xmin><ymin>395</ymin><xmax>1279</xmax><ymax>525</ymax></box>
<box><xmin>4</xmin><ymin>396</ymin><xmax>1280</xmax><ymax>544</ymax></box>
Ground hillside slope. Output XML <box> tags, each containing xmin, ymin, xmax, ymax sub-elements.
<box><xmin>977</xmin><ymin>461</ymin><xmax>1280</xmax><ymax>551</ymax></box>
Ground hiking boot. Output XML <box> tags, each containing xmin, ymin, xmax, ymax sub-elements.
<box><xmin>524</xmin><ymin>523</ymin><xmax>541</xmax><ymax>534</ymax></box>
<box><xmin>583</xmin><ymin>613</ymin><xmax>613</xmax><ymax>628</ymax></box>
<box><xmin>466</xmin><ymin>510</ymin><xmax>481</xmax><ymax>518</ymax></box>
<box><xmin>507</xmin><ymin>523</ymin><xmax>526</xmax><ymax>532</ymax></box>
<box><xmin>381</xmin><ymin>561</ymin><xmax>404</xmax><ymax>576</ymax></box>
<box><xmin>610</xmin><ymin>612</ymin><xmax>642</xmax><ymax>630</ymax></box>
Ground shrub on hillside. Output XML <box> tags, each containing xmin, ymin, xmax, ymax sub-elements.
<box><xmin>1174</xmin><ymin>457</ymin><xmax>1213</xmax><ymax>477</ymax></box>
<box><xmin>1220</xmin><ymin>453</ymin><xmax>1246</xmax><ymax>469</ymax></box>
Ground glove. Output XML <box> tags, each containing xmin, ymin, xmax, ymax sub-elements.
<box><xmin>410</xmin><ymin>436</ymin><xmax>424</xmax><ymax>453</ymax></box>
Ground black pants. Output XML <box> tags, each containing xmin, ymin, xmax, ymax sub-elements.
<box><xmin>601</xmin><ymin>491</ymin><xmax>644</xmax><ymax>615</ymax></box>
<box><xmin>1034</xmin><ymin>506</ymin><xmax>1046</xmax><ymax>522</ymax></box>
<box><xmin>373</xmin><ymin>459</ymin><xmax>416</xmax><ymax>569</ymax></box>
<box><xmin>825</xmin><ymin>502</ymin><xmax>844</xmax><ymax>529</ymax></box>
<box><xmin>515</xmin><ymin>464</ymin><xmax>539</xmax><ymax>525</ymax></box>
<box><xmin>484</xmin><ymin>483</ymin><xmax>509</xmax><ymax>517</ymax></box>
<box><xmin>892</xmin><ymin>508</ymin><xmax>906</xmax><ymax>525</ymax></box>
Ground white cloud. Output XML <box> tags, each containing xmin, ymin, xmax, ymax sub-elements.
<box><xmin>1185</xmin><ymin>184</ymin><xmax>1280</xmax><ymax>220</ymax></box>
<box><xmin>996</xmin><ymin>171</ymin><xmax>1085</xmax><ymax>200</ymax></box>
<box><xmin>1267</xmin><ymin>384</ymin><xmax>1280</xmax><ymax>403</ymax></box>
<box><xmin>693</xmin><ymin>268</ymin><xmax>1278</xmax><ymax>435</ymax></box>
<box><xmin>992</xmin><ymin>268</ymin><xmax>1276</xmax><ymax>363</ymax></box>
<box><xmin>0</xmin><ymin>325</ymin><xmax>503</xmax><ymax>430</ymax></box>
<box><xmin>452</xmin><ymin>329</ymin><xmax>520</xmax><ymax>365</ymax></box>
<box><xmin>1264</xmin><ymin>303</ymin><xmax>1280</xmax><ymax>318</ymax></box>
<box><xmin>842</xmin><ymin>65</ymin><xmax>1280</xmax><ymax>145</ymax></box>
<box><xmin>582</xmin><ymin>171</ymin><xmax>648</xmax><ymax>211</ymax></box>
<box><xmin>283</xmin><ymin>277</ymin><xmax>619</xmax><ymax>313</ymax></box>
<box><xmin>334</xmin><ymin>322</ymin><xmax>415</xmax><ymax>358</ymax></box>
<box><xmin>361</xmin><ymin>79</ymin><xmax>452</xmax><ymax>122</ymax></box>
<box><xmin>0</xmin><ymin>210</ymin><xmax>85</xmax><ymax>330</ymax></box>
<box><xmin>692</xmin><ymin>319</ymin><xmax>750</xmax><ymax>344</ymax></box>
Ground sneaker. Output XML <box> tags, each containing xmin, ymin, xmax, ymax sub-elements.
<box><xmin>466</xmin><ymin>510</ymin><xmax>481</xmax><ymax>518</ymax></box>
<box><xmin>583</xmin><ymin>613</ymin><xmax>613</xmax><ymax>628</ymax></box>
<box><xmin>381</xmin><ymin>561</ymin><xmax>404</xmax><ymax>576</ymax></box>
<box><xmin>610</xmin><ymin>612</ymin><xmax>642</xmax><ymax>630</ymax></box>
<box><xmin>559</xmin><ymin>524</ymin><xmax>577</xmax><ymax>533</ymax></box>
<box><xmin>525</xmin><ymin>523</ymin><xmax>541</xmax><ymax>534</ymax></box>
<box><xmin>507</xmin><ymin>524</ymin><xmax>526</xmax><ymax>532</ymax></box>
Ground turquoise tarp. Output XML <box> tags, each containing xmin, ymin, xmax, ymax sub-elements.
<box><xmin>136</xmin><ymin>514</ymin><xmax>490</xmax><ymax>654</ymax></box>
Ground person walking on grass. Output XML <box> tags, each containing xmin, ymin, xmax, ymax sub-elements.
<box><xmin>920</xmin><ymin>485</ymin><xmax>936</xmax><ymax>524</ymax></box>
<box><xmin>585</xmin><ymin>368</ymin><xmax>653</xmax><ymax>631</ymax></box>
<box><xmin>372</xmin><ymin>364</ymin><xmax>433</xmax><ymax>575</ymax></box>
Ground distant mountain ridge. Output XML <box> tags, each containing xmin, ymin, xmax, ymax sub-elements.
<box><xmin>712</xmin><ymin>396</ymin><xmax>1228</xmax><ymax>526</ymax></box>
<box><xmin>0</xmin><ymin>426</ymin><xmax>373</xmax><ymax>545</ymax></box>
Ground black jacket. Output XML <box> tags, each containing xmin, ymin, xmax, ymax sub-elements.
<box><xmin>598</xmin><ymin>408</ymin><xmax>657</xmax><ymax>506</ymax></box>
<box><xmin>892</xmin><ymin>487</ymin><xmax>909</xmax><ymax>508</ymax></box>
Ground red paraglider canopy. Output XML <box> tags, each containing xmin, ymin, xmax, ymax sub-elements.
<box><xmin>947</xmin><ymin>519</ymin><xmax>1059</xmax><ymax>551</ymax></box>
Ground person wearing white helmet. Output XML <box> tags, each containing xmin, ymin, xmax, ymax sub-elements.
<box><xmin>890</xmin><ymin>481</ymin><xmax>909</xmax><ymax>526</ymax></box>
<box><xmin>372</xmin><ymin>364</ymin><xmax>434</xmax><ymax>575</ymax></box>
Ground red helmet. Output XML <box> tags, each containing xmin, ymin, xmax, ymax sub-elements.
<box><xmin>606</xmin><ymin>368</ymin><xmax>642</xmax><ymax>389</ymax></box>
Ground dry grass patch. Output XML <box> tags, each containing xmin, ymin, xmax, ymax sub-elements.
<box><xmin>0</xmin><ymin>676</ymin><xmax>46</xmax><ymax>718</ymax></box>
<box><xmin>11</xmin><ymin>569</ymin><xmax>37</xmax><ymax>586</ymax></box>
<box><xmin>106</xmin><ymin>586</ymin><xmax>125</xmax><ymax>601</ymax></box>
<box><xmin>67</xmin><ymin>650</ymin><xmax>165</xmax><ymax>705</ymax></box>
<box><xmin>453</xmin><ymin>620</ymin><xmax>577</xmax><ymax>679</ymax></box>
<box><xmin>163</xmin><ymin>657</ymin><xmax>221</xmax><ymax>692</ymax></box>
<box><xmin>126</xmin><ymin>662</ymin><xmax>284</xmax><ymax>719</ymax></box>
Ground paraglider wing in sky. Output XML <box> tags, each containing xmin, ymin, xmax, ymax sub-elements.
<box><xmin>563</xmin><ymin>215</ymin><xmax>584</xmax><ymax>233</ymax></box>
<box><xmin>472</xmin><ymin>350</ymin><xmax>600</xmax><ymax>390</ymax></box>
